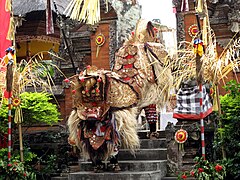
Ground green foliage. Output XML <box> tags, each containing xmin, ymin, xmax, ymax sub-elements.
<box><xmin>0</xmin><ymin>92</ymin><xmax>60</xmax><ymax>128</ymax></box>
<box><xmin>0</xmin><ymin>102</ymin><xmax>9</xmax><ymax>134</ymax></box>
<box><xmin>222</xmin><ymin>80</ymin><xmax>240</xmax><ymax>97</ymax></box>
<box><xmin>36</xmin><ymin>61</ymin><xmax>55</xmax><ymax>78</ymax></box>
<box><xmin>0</xmin><ymin>148</ymin><xmax>37</xmax><ymax>180</ymax></box>
<box><xmin>216</xmin><ymin>80</ymin><xmax>240</xmax><ymax>179</ymax></box>
<box><xmin>0</xmin><ymin>92</ymin><xmax>61</xmax><ymax>178</ymax></box>
<box><xmin>177</xmin><ymin>157</ymin><xmax>226</xmax><ymax>180</ymax></box>
<box><xmin>20</xmin><ymin>92</ymin><xmax>60</xmax><ymax>125</ymax></box>
<box><xmin>38</xmin><ymin>154</ymin><xmax>58</xmax><ymax>176</ymax></box>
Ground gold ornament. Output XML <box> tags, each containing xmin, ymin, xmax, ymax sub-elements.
<box><xmin>95</xmin><ymin>33</ymin><xmax>105</xmax><ymax>57</ymax></box>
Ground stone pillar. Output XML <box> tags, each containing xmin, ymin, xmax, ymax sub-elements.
<box><xmin>165</xmin><ymin>118</ymin><xmax>216</xmax><ymax>175</ymax></box>
<box><xmin>165</xmin><ymin>121</ymin><xmax>201</xmax><ymax>175</ymax></box>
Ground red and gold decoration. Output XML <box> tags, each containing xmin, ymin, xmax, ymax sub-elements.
<box><xmin>188</xmin><ymin>24</ymin><xmax>198</xmax><ymax>38</ymax></box>
<box><xmin>12</xmin><ymin>97</ymin><xmax>21</xmax><ymax>107</ymax></box>
<box><xmin>175</xmin><ymin>128</ymin><xmax>188</xmax><ymax>151</ymax></box>
<box><xmin>95</xmin><ymin>33</ymin><xmax>105</xmax><ymax>57</ymax></box>
<box><xmin>175</xmin><ymin>129</ymin><xmax>188</xmax><ymax>143</ymax></box>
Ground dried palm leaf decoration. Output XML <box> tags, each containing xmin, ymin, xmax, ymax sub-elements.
<box><xmin>64</xmin><ymin>0</ymin><xmax>108</xmax><ymax>25</ymax></box>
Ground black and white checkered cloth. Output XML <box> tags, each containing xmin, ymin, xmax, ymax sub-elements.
<box><xmin>173</xmin><ymin>85</ymin><xmax>212</xmax><ymax>120</ymax></box>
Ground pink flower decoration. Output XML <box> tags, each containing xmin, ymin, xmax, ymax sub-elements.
<box><xmin>181</xmin><ymin>174</ymin><xmax>187</xmax><ymax>179</ymax></box>
<box><xmin>153</xmin><ymin>27</ymin><xmax>158</xmax><ymax>32</ymax></box>
<box><xmin>97</xmin><ymin>78</ymin><xmax>102</xmax><ymax>82</ymax></box>
<box><xmin>215</xmin><ymin>164</ymin><xmax>223</xmax><ymax>172</ymax></box>
<box><xmin>198</xmin><ymin>168</ymin><xmax>204</xmax><ymax>173</ymax></box>
<box><xmin>96</xmin><ymin>88</ymin><xmax>100</xmax><ymax>93</ymax></box>
<box><xmin>80</xmin><ymin>78</ymin><xmax>85</xmax><ymax>82</ymax></box>
<box><xmin>64</xmin><ymin>79</ymin><xmax>70</xmax><ymax>83</ymax></box>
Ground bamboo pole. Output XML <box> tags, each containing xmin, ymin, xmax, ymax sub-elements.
<box><xmin>18</xmin><ymin>123</ymin><xmax>24</xmax><ymax>162</ymax></box>
<box><xmin>215</xmin><ymin>84</ymin><xmax>226</xmax><ymax>159</ymax></box>
<box><xmin>194</xmin><ymin>0</ymin><xmax>205</xmax><ymax>160</ymax></box>
<box><xmin>196</xmin><ymin>53</ymin><xmax>206</xmax><ymax>160</ymax></box>
<box><xmin>15</xmin><ymin>106</ymin><xmax>24</xmax><ymax>162</ymax></box>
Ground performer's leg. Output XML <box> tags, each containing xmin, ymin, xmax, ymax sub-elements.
<box><xmin>144</xmin><ymin>104</ymin><xmax>159</xmax><ymax>139</ymax></box>
<box><xmin>109</xmin><ymin>154</ymin><xmax>121</xmax><ymax>172</ymax></box>
<box><xmin>149</xmin><ymin>123</ymin><xmax>156</xmax><ymax>132</ymax></box>
<box><xmin>108</xmin><ymin>145</ymin><xmax>121</xmax><ymax>172</ymax></box>
<box><xmin>110</xmin><ymin>154</ymin><xmax>118</xmax><ymax>164</ymax></box>
<box><xmin>90</xmin><ymin>150</ymin><xmax>104</xmax><ymax>173</ymax></box>
<box><xmin>93</xmin><ymin>159</ymin><xmax>105</xmax><ymax>173</ymax></box>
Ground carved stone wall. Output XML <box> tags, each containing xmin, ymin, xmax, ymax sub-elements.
<box><xmin>208</xmin><ymin>0</ymin><xmax>238</xmax><ymax>48</ymax></box>
<box><xmin>109</xmin><ymin>21</ymin><xmax>117</xmax><ymax>69</ymax></box>
<box><xmin>176</xmin><ymin>13</ymin><xmax>186</xmax><ymax>43</ymax></box>
<box><xmin>209</xmin><ymin>0</ymin><xmax>240</xmax><ymax>32</ymax></box>
<box><xmin>109</xmin><ymin>0</ymin><xmax>142</xmax><ymax>48</ymax></box>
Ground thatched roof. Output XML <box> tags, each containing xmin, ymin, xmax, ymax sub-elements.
<box><xmin>13</xmin><ymin>0</ymin><xmax>70</xmax><ymax>15</ymax></box>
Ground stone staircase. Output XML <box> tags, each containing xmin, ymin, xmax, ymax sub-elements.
<box><xmin>52</xmin><ymin>131</ymin><xmax>168</xmax><ymax>180</ymax></box>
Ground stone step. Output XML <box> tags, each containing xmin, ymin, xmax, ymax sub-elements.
<box><xmin>79</xmin><ymin>160</ymin><xmax>167</xmax><ymax>172</ymax></box>
<box><xmin>140</xmin><ymin>138</ymin><xmax>166</xmax><ymax>149</ymax></box>
<box><xmin>161</xmin><ymin>177</ymin><xmax>177</xmax><ymax>180</ymax></box>
<box><xmin>138</xmin><ymin>130</ymin><xmax>166</xmax><ymax>139</ymax></box>
<box><xmin>69</xmin><ymin>165</ymin><xmax>81</xmax><ymax>172</ymax></box>
<box><xmin>118</xmin><ymin>148</ymin><xmax>167</xmax><ymax>160</ymax></box>
<box><xmin>162</xmin><ymin>177</ymin><xmax>195</xmax><ymax>180</ymax></box>
<box><xmin>69</xmin><ymin>170</ymin><xmax>166</xmax><ymax>180</ymax></box>
<box><xmin>51</xmin><ymin>176</ymin><xmax>68</xmax><ymax>180</ymax></box>
<box><xmin>54</xmin><ymin>136</ymin><xmax>168</xmax><ymax>180</ymax></box>
<box><xmin>51</xmin><ymin>166</ymin><xmax>80</xmax><ymax>180</ymax></box>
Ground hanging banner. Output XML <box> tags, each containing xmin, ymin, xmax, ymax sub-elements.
<box><xmin>46</xmin><ymin>0</ymin><xmax>54</xmax><ymax>35</ymax></box>
<box><xmin>0</xmin><ymin>0</ymin><xmax>11</xmax><ymax>57</ymax></box>
<box><xmin>181</xmin><ymin>0</ymin><xmax>189</xmax><ymax>12</ymax></box>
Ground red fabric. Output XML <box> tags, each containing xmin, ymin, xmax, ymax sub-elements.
<box><xmin>4</xmin><ymin>90</ymin><xmax>12</xmax><ymax>98</ymax></box>
<box><xmin>148</xmin><ymin>104</ymin><xmax>156</xmax><ymax>108</ymax></box>
<box><xmin>123</xmin><ymin>64</ymin><xmax>133</xmax><ymax>69</ymax></box>
<box><xmin>123</xmin><ymin>77</ymin><xmax>131</xmax><ymax>81</ymax></box>
<box><xmin>144</xmin><ymin>104</ymin><xmax>158</xmax><ymax>124</ymax></box>
<box><xmin>125</xmin><ymin>54</ymin><xmax>134</xmax><ymax>59</ymax></box>
<box><xmin>0</xmin><ymin>0</ymin><xmax>11</xmax><ymax>57</ymax></box>
<box><xmin>173</xmin><ymin>107</ymin><xmax>212</xmax><ymax>120</ymax></box>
